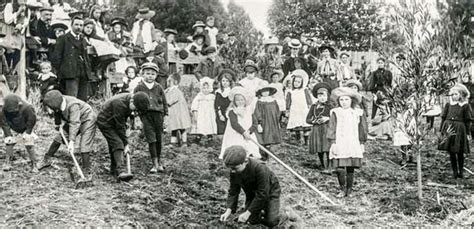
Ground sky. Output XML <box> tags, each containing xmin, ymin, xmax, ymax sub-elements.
<box><xmin>220</xmin><ymin>0</ymin><xmax>273</xmax><ymax>36</ymax></box>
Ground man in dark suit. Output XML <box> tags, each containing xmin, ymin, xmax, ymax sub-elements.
<box><xmin>51</xmin><ymin>16</ymin><xmax>92</xmax><ymax>101</ymax></box>
<box><xmin>282</xmin><ymin>39</ymin><xmax>310</xmax><ymax>77</ymax></box>
<box><xmin>30</xmin><ymin>7</ymin><xmax>55</xmax><ymax>50</ymax></box>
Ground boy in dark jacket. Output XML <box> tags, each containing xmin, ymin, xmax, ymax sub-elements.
<box><xmin>0</xmin><ymin>94</ymin><xmax>38</xmax><ymax>172</ymax></box>
<box><xmin>220</xmin><ymin>145</ymin><xmax>281</xmax><ymax>227</ymax></box>
<box><xmin>39</xmin><ymin>90</ymin><xmax>97</xmax><ymax>175</ymax></box>
<box><xmin>134</xmin><ymin>62</ymin><xmax>168</xmax><ymax>173</ymax></box>
<box><xmin>97</xmin><ymin>92</ymin><xmax>151</xmax><ymax>180</ymax></box>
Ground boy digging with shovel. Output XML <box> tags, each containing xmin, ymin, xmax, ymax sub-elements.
<box><xmin>97</xmin><ymin>92</ymin><xmax>151</xmax><ymax>181</ymax></box>
<box><xmin>39</xmin><ymin>90</ymin><xmax>97</xmax><ymax>179</ymax></box>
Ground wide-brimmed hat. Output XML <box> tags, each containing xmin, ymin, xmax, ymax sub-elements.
<box><xmin>331</xmin><ymin>87</ymin><xmax>362</xmax><ymax>105</ymax></box>
<box><xmin>140</xmin><ymin>62</ymin><xmax>159</xmax><ymax>73</ymax></box>
<box><xmin>164</xmin><ymin>28</ymin><xmax>178</xmax><ymax>35</ymax></box>
<box><xmin>110</xmin><ymin>17</ymin><xmax>128</xmax><ymax>28</ymax></box>
<box><xmin>244</xmin><ymin>61</ymin><xmax>258</xmax><ymax>73</ymax></box>
<box><xmin>192</xmin><ymin>33</ymin><xmax>206</xmax><ymax>41</ymax></box>
<box><xmin>136</xmin><ymin>7</ymin><xmax>156</xmax><ymax>20</ymax></box>
<box><xmin>450</xmin><ymin>83</ymin><xmax>470</xmax><ymax>99</ymax></box>
<box><xmin>284</xmin><ymin>69</ymin><xmax>309</xmax><ymax>88</ymax></box>
<box><xmin>256</xmin><ymin>80</ymin><xmax>277</xmax><ymax>97</ymax></box>
<box><xmin>263</xmin><ymin>37</ymin><xmax>279</xmax><ymax>45</ymax></box>
<box><xmin>344</xmin><ymin>79</ymin><xmax>363</xmax><ymax>91</ymax></box>
<box><xmin>318</xmin><ymin>44</ymin><xmax>335</xmax><ymax>53</ymax></box>
<box><xmin>218</xmin><ymin>69</ymin><xmax>237</xmax><ymax>82</ymax></box>
<box><xmin>202</xmin><ymin>46</ymin><xmax>216</xmax><ymax>55</ymax></box>
<box><xmin>50</xmin><ymin>22</ymin><xmax>68</xmax><ymax>31</ymax></box>
<box><xmin>312</xmin><ymin>82</ymin><xmax>332</xmax><ymax>97</ymax></box>
<box><xmin>339</xmin><ymin>51</ymin><xmax>351</xmax><ymax>58</ymax></box>
<box><xmin>27</xmin><ymin>1</ymin><xmax>43</xmax><ymax>9</ymax></box>
<box><xmin>288</xmin><ymin>39</ymin><xmax>302</xmax><ymax>49</ymax></box>
<box><xmin>68</xmin><ymin>10</ymin><xmax>86</xmax><ymax>20</ymax></box>
<box><xmin>269</xmin><ymin>70</ymin><xmax>284</xmax><ymax>81</ymax></box>
<box><xmin>229</xmin><ymin>86</ymin><xmax>253</xmax><ymax>106</ymax></box>
<box><xmin>192</xmin><ymin>20</ymin><xmax>206</xmax><ymax>29</ymax></box>
<box><xmin>200</xmin><ymin>77</ymin><xmax>214</xmax><ymax>91</ymax></box>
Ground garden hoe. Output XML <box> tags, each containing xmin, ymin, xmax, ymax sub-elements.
<box><xmin>118</xmin><ymin>151</ymin><xmax>133</xmax><ymax>182</ymax></box>
<box><xmin>250</xmin><ymin>139</ymin><xmax>340</xmax><ymax>208</ymax></box>
<box><xmin>60</xmin><ymin>127</ymin><xmax>93</xmax><ymax>189</ymax></box>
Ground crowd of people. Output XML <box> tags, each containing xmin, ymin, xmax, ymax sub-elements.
<box><xmin>0</xmin><ymin>0</ymin><xmax>472</xmax><ymax>227</ymax></box>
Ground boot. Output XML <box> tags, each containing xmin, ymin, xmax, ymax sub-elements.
<box><xmin>38</xmin><ymin>141</ymin><xmax>61</xmax><ymax>169</ymax></box>
<box><xmin>336</xmin><ymin>170</ymin><xmax>346</xmax><ymax>198</ymax></box>
<box><xmin>26</xmin><ymin>146</ymin><xmax>39</xmax><ymax>173</ymax></box>
<box><xmin>346</xmin><ymin>172</ymin><xmax>354</xmax><ymax>197</ymax></box>
<box><xmin>113</xmin><ymin>150</ymin><xmax>125</xmax><ymax>178</ymax></box>
<box><xmin>457</xmin><ymin>153</ymin><xmax>464</xmax><ymax>179</ymax></box>
<box><xmin>182</xmin><ymin>132</ymin><xmax>188</xmax><ymax>146</ymax></box>
<box><xmin>299</xmin><ymin>131</ymin><xmax>305</xmax><ymax>145</ymax></box>
<box><xmin>2</xmin><ymin>144</ymin><xmax>14</xmax><ymax>171</ymax></box>
<box><xmin>321</xmin><ymin>152</ymin><xmax>331</xmax><ymax>174</ymax></box>
<box><xmin>81</xmin><ymin>152</ymin><xmax>91</xmax><ymax>177</ymax></box>
<box><xmin>450</xmin><ymin>153</ymin><xmax>459</xmax><ymax>179</ymax></box>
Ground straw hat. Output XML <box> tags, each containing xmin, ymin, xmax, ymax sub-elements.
<box><xmin>218</xmin><ymin>69</ymin><xmax>237</xmax><ymax>82</ymax></box>
<box><xmin>164</xmin><ymin>28</ymin><xmax>178</xmax><ymax>35</ymax></box>
<box><xmin>192</xmin><ymin>20</ymin><xmax>206</xmax><ymax>29</ymax></box>
<box><xmin>263</xmin><ymin>36</ymin><xmax>279</xmax><ymax>45</ymax></box>
<box><xmin>288</xmin><ymin>39</ymin><xmax>302</xmax><ymax>49</ymax></box>
<box><xmin>284</xmin><ymin>69</ymin><xmax>309</xmax><ymax>88</ymax></box>
<box><xmin>50</xmin><ymin>22</ymin><xmax>68</xmax><ymax>31</ymax></box>
<box><xmin>331</xmin><ymin>87</ymin><xmax>362</xmax><ymax>105</ymax></box>
<box><xmin>136</xmin><ymin>7</ymin><xmax>156</xmax><ymax>20</ymax></box>
<box><xmin>344</xmin><ymin>79</ymin><xmax>363</xmax><ymax>91</ymax></box>
<box><xmin>200</xmin><ymin>77</ymin><xmax>214</xmax><ymax>89</ymax></box>
<box><xmin>339</xmin><ymin>51</ymin><xmax>351</xmax><ymax>58</ymax></box>
<box><xmin>229</xmin><ymin>86</ymin><xmax>253</xmax><ymax>106</ymax></box>
<box><xmin>256</xmin><ymin>80</ymin><xmax>277</xmax><ymax>97</ymax></box>
<box><xmin>450</xmin><ymin>83</ymin><xmax>470</xmax><ymax>99</ymax></box>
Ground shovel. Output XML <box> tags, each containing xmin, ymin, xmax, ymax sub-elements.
<box><xmin>59</xmin><ymin>127</ymin><xmax>93</xmax><ymax>189</ymax></box>
<box><xmin>118</xmin><ymin>151</ymin><xmax>133</xmax><ymax>182</ymax></box>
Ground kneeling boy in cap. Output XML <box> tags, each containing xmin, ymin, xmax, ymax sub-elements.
<box><xmin>0</xmin><ymin>94</ymin><xmax>39</xmax><ymax>172</ymax></box>
<box><xmin>220</xmin><ymin>145</ymin><xmax>281</xmax><ymax>227</ymax></box>
<box><xmin>134</xmin><ymin>62</ymin><xmax>168</xmax><ymax>173</ymax></box>
<box><xmin>39</xmin><ymin>90</ymin><xmax>97</xmax><ymax>175</ymax></box>
<box><xmin>97</xmin><ymin>92</ymin><xmax>150</xmax><ymax>180</ymax></box>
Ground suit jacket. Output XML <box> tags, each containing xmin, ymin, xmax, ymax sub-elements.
<box><xmin>97</xmin><ymin>93</ymin><xmax>132</xmax><ymax>145</ymax></box>
<box><xmin>282</xmin><ymin>56</ymin><xmax>310</xmax><ymax>76</ymax></box>
<box><xmin>30</xmin><ymin>19</ymin><xmax>54</xmax><ymax>48</ymax></box>
<box><xmin>58</xmin><ymin>96</ymin><xmax>96</xmax><ymax>141</ymax></box>
<box><xmin>51</xmin><ymin>32</ymin><xmax>92</xmax><ymax>80</ymax></box>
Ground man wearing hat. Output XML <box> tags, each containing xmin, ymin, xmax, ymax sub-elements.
<box><xmin>131</xmin><ymin>7</ymin><xmax>158</xmax><ymax>54</ymax></box>
<box><xmin>29</xmin><ymin>6</ymin><xmax>55</xmax><ymax>62</ymax></box>
<box><xmin>50</xmin><ymin>15</ymin><xmax>92</xmax><ymax>101</ymax></box>
<box><xmin>192</xmin><ymin>20</ymin><xmax>210</xmax><ymax>48</ymax></box>
<box><xmin>194</xmin><ymin>46</ymin><xmax>223</xmax><ymax>81</ymax></box>
<box><xmin>39</xmin><ymin>90</ymin><xmax>97</xmax><ymax>175</ymax></box>
<box><xmin>282</xmin><ymin>39</ymin><xmax>310</xmax><ymax>76</ymax></box>
<box><xmin>97</xmin><ymin>92</ymin><xmax>150</xmax><ymax>180</ymax></box>
<box><xmin>219</xmin><ymin>145</ymin><xmax>281</xmax><ymax>227</ymax></box>
<box><xmin>0</xmin><ymin>94</ymin><xmax>39</xmax><ymax>172</ymax></box>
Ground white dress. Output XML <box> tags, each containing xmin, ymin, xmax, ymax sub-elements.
<box><xmin>219</xmin><ymin>107</ymin><xmax>261</xmax><ymax>159</ymax></box>
<box><xmin>329</xmin><ymin>107</ymin><xmax>364</xmax><ymax>160</ymax></box>
<box><xmin>191</xmin><ymin>92</ymin><xmax>217</xmax><ymax>135</ymax></box>
<box><xmin>287</xmin><ymin>89</ymin><xmax>312</xmax><ymax>130</ymax></box>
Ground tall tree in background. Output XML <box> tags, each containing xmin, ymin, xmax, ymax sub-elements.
<box><xmin>220</xmin><ymin>0</ymin><xmax>263</xmax><ymax>73</ymax></box>
<box><xmin>267</xmin><ymin>0</ymin><xmax>388</xmax><ymax>51</ymax></box>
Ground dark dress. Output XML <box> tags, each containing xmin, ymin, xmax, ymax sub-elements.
<box><xmin>306</xmin><ymin>102</ymin><xmax>331</xmax><ymax>153</ymax></box>
<box><xmin>464</xmin><ymin>82</ymin><xmax>474</xmax><ymax>135</ymax></box>
<box><xmin>214</xmin><ymin>91</ymin><xmax>231</xmax><ymax>135</ymax></box>
<box><xmin>254</xmin><ymin>99</ymin><xmax>281</xmax><ymax>145</ymax></box>
<box><xmin>439</xmin><ymin>102</ymin><xmax>471</xmax><ymax>154</ymax></box>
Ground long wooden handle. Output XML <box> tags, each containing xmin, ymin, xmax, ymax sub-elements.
<box><xmin>59</xmin><ymin>127</ymin><xmax>86</xmax><ymax>179</ymax></box>
<box><xmin>126</xmin><ymin>152</ymin><xmax>131</xmax><ymax>174</ymax></box>
<box><xmin>250</xmin><ymin>139</ymin><xmax>337</xmax><ymax>206</ymax></box>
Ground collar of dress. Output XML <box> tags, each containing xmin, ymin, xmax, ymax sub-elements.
<box><xmin>450</xmin><ymin>100</ymin><xmax>468</xmax><ymax>106</ymax></box>
<box><xmin>259</xmin><ymin>96</ymin><xmax>275</xmax><ymax>103</ymax></box>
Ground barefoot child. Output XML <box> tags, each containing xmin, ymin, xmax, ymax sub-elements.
<box><xmin>306</xmin><ymin>82</ymin><xmax>332</xmax><ymax>173</ymax></box>
<box><xmin>134</xmin><ymin>62</ymin><xmax>168</xmax><ymax>173</ymax></box>
<box><xmin>165</xmin><ymin>73</ymin><xmax>192</xmax><ymax>146</ymax></box>
<box><xmin>0</xmin><ymin>94</ymin><xmax>39</xmax><ymax>172</ymax></box>
<box><xmin>328</xmin><ymin>87</ymin><xmax>368</xmax><ymax>197</ymax></box>
<box><xmin>97</xmin><ymin>92</ymin><xmax>151</xmax><ymax>180</ymax></box>
<box><xmin>219</xmin><ymin>145</ymin><xmax>281</xmax><ymax>227</ymax></box>
<box><xmin>219</xmin><ymin>86</ymin><xmax>261</xmax><ymax>159</ymax></box>
<box><xmin>439</xmin><ymin>84</ymin><xmax>471</xmax><ymax>179</ymax></box>
<box><xmin>254</xmin><ymin>82</ymin><xmax>281</xmax><ymax>160</ymax></box>
<box><xmin>191</xmin><ymin>77</ymin><xmax>217</xmax><ymax>146</ymax></box>
<box><xmin>285</xmin><ymin>69</ymin><xmax>313</xmax><ymax>145</ymax></box>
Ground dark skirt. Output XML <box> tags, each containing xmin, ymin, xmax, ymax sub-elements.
<box><xmin>439</xmin><ymin>120</ymin><xmax>470</xmax><ymax>154</ymax></box>
<box><xmin>309</xmin><ymin>124</ymin><xmax>329</xmax><ymax>153</ymax></box>
<box><xmin>331</xmin><ymin>158</ymin><xmax>362</xmax><ymax>168</ymax></box>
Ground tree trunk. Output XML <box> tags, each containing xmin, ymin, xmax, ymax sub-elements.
<box><xmin>417</xmin><ymin>150</ymin><xmax>422</xmax><ymax>200</ymax></box>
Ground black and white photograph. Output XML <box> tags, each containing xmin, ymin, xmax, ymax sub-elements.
<box><xmin>0</xmin><ymin>0</ymin><xmax>472</xmax><ymax>227</ymax></box>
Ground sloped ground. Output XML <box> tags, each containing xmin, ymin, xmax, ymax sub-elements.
<box><xmin>0</xmin><ymin>115</ymin><xmax>473</xmax><ymax>227</ymax></box>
